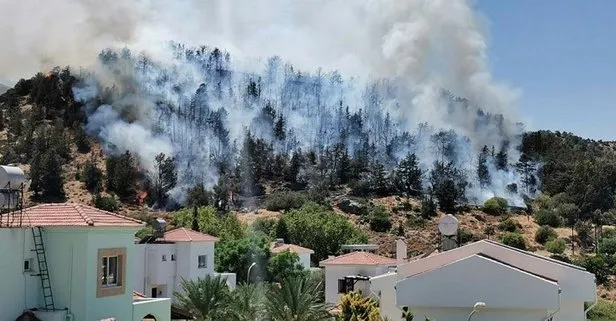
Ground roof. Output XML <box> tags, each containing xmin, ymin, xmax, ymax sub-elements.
<box><xmin>161</xmin><ymin>227</ymin><xmax>219</xmax><ymax>242</ymax></box>
<box><xmin>482</xmin><ymin>239</ymin><xmax>586</xmax><ymax>271</ymax></box>
<box><xmin>270</xmin><ymin>243</ymin><xmax>314</xmax><ymax>254</ymax></box>
<box><xmin>319</xmin><ymin>251</ymin><xmax>397</xmax><ymax>266</ymax></box>
<box><xmin>7</xmin><ymin>203</ymin><xmax>144</xmax><ymax>228</ymax></box>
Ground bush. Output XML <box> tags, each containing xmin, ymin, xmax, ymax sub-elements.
<box><xmin>603</xmin><ymin>227</ymin><xmax>616</xmax><ymax>240</ymax></box>
<box><xmin>498</xmin><ymin>218</ymin><xmax>520</xmax><ymax>233</ymax></box>
<box><xmin>420</xmin><ymin>196</ymin><xmax>437</xmax><ymax>219</ymax></box>
<box><xmin>535</xmin><ymin>225</ymin><xmax>558</xmax><ymax>244</ymax></box>
<box><xmin>252</xmin><ymin>217</ymin><xmax>277</xmax><ymax>236</ymax></box>
<box><xmin>82</xmin><ymin>161</ymin><xmax>103</xmax><ymax>193</ymax></box>
<box><xmin>369</xmin><ymin>206</ymin><xmax>392</xmax><ymax>232</ymax></box>
<box><xmin>458</xmin><ymin>228</ymin><xmax>475</xmax><ymax>244</ymax></box>
<box><xmin>93</xmin><ymin>194</ymin><xmax>119</xmax><ymax>212</ymax></box>
<box><xmin>483</xmin><ymin>197</ymin><xmax>508</xmax><ymax>216</ymax></box>
<box><xmin>534</xmin><ymin>209</ymin><xmax>563</xmax><ymax>228</ymax></box>
<box><xmin>500</xmin><ymin>232</ymin><xmax>527</xmax><ymax>250</ymax></box>
<box><xmin>264</xmin><ymin>192</ymin><xmax>307</xmax><ymax>212</ymax></box>
<box><xmin>599</xmin><ymin>237</ymin><xmax>616</xmax><ymax>256</ymax></box>
<box><xmin>587</xmin><ymin>300</ymin><xmax>616</xmax><ymax>321</ymax></box>
<box><xmin>545</xmin><ymin>238</ymin><xmax>566</xmax><ymax>255</ymax></box>
<box><xmin>574</xmin><ymin>255</ymin><xmax>610</xmax><ymax>285</ymax></box>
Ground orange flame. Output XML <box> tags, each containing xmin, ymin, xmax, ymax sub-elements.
<box><xmin>136</xmin><ymin>191</ymin><xmax>148</xmax><ymax>205</ymax></box>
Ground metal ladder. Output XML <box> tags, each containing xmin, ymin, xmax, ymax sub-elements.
<box><xmin>31</xmin><ymin>227</ymin><xmax>55</xmax><ymax>311</ymax></box>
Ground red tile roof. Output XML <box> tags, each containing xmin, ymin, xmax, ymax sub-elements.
<box><xmin>162</xmin><ymin>227</ymin><xmax>219</xmax><ymax>242</ymax></box>
<box><xmin>270</xmin><ymin>243</ymin><xmax>314</xmax><ymax>254</ymax></box>
<box><xmin>319</xmin><ymin>251</ymin><xmax>397</xmax><ymax>266</ymax></box>
<box><xmin>12</xmin><ymin>203</ymin><xmax>144</xmax><ymax>228</ymax></box>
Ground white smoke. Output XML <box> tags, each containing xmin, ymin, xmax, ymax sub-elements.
<box><xmin>3</xmin><ymin>0</ymin><xmax>529</xmax><ymax>205</ymax></box>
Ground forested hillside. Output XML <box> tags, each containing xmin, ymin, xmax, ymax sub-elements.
<box><xmin>2</xmin><ymin>46</ymin><xmax>616</xmax><ymax>298</ymax></box>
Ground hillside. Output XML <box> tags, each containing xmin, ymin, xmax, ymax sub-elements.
<box><xmin>0</xmin><ymin>83</ymin><xmax>8</xmax><ymax>95</ymax></box>
<box><xmin>2</xmin><ymin>57</ymin><xmax>616</xmax><ymax>300</ymax></box>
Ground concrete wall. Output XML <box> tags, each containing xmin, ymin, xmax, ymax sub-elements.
<box><xmin>298</xmin><ymin>253</ymin><xmax>311</xmax><ymax>269</ymax></box>
<box><xmin>133</xmin><ymin>298</ymin><xmax>171</xmax><ymax>321</ymax></box>
<box><xmin>409</xmin><ymin>307</ymin><xmax>548</xmax><ymax>321</ymax></box>
<box><xmin>323</xmin><ymin>265</ymin><xmax>387</xmax><ymax>304</ymax></box>
<box><xmin>370</xmin><ymin>273</ymin><xmax>399</xmax><ymax>321</ymax></box>
<box><xmin>85</xmin><ymin>228</ymin><xmax>141</xmax><ymax>321</ymax></box>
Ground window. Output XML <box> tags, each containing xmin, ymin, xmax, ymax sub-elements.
<box><xmin>23</xmin><ymin>259</ymin><xmax>32</xmax><ymax>272</ymax></box>
<box><xmin>198</xmin><ymin>255</ymin><xmax>207</xmax><ymax>268</ymax></box>
<box><xmin>171</xmin><ymin>254</ymin><xmax>176</xmax><ymax>261</ymax></box>
<box><xmin>162</xmin><ymin>255</ymin><xmax>167</xmax><ymax>262</ymax></box>
<box><xmin>337</xmin><ymin>279</ymin><xmax>347</xmax><ymax>294</ymax></box>
<box><xmin>101</xmin><ymin>256</ymin><xmax>120</xmax><ymax>286</ymax></box>
<box><xmin>97</xmin><ymin>248</ymin><xmax>126</xmax><ymax>298</ymax></box>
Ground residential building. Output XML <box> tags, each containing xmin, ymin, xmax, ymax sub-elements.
<box><xmin>134</xmin><ymin>224</ymin><xmax>236</xmax><ymax>302</ymax></box>
<box><xmin>319</xmin><ymin>250</ymin><xmax>397</xmax><ymax>304</ymax></box>
<box><xmin>370</xmin><ymin>239</ymin><xmax>597</xmax><ymax>321</ymax></box>
<box><xmin>270</xmin><ymin>238</ymin><xmax>314</xmax><ymax>269</ymax></box>
<box><xmin>0</xmin><ymin>202</ymin><xmax>171</xmax><ymax>321</ymax></box>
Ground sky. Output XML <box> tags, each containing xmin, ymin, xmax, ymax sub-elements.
<box><xmin>476</xmin><ymin>0</ymin><xmax>616</xmax><ymax>140</ymax></box>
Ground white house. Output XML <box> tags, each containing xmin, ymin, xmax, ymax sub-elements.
<box><xmin>270</xmin><ymin>238</ymin><xmax>314</xmax><ymax>269</ymax></box>
<box><xmin>0</xmin><ymin>202</ymin><xmax>171</xmax><ymax>321</ymax></box>
<box><xmin>319</xmin><ymin>250</ymin><xmax>397</xmax><ymax>304</ymax></box>
<box><xmin>134</xmin><ymin>225</ymin><xmax>236</xmax><ymax>301</ymax></box>
<box><xmin>370</xmin><ymin>239</ymin><xmax>597</xmax><ymax>321</ymax></box>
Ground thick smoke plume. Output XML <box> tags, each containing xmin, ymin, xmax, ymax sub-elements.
<box><xmin>4</xmin><ymin>0</ymin><xmax>530</xmax><ymax>205</ymax></box>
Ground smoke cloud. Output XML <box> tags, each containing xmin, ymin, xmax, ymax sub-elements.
<box><xmin>4</xmin><ymin>0</ymin><xmax>530</xmax><ymax>205</ymax></box>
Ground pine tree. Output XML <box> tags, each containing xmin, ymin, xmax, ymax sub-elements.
<box><xmin>275</xmin><ymin>218</ymin><xmax>290</xmax><ymax>242</ymax></box>
<box><xmin>516</xmin><ymin>153</ymin><xmax>536</xmax><ymax>194</ymax></box>
<box><xmin>274</xmin><ymin>114</ymin><xmax>286</xmax><ymax>141</ymax></box>
<box><xmin>370</xmin><ymin>161</ymin><xmax>390</xmax><ymax>196</ymax></box>
<box><xmin>477</xmin><ymin>145</ymin><xmax>491</xmax><ymax>187</ymax></box>
<box><xmin>39</xmin><ymin>150</ymin><xmax>65</xmax><ymax>200</ymax></box>
<box><xmin>153</xmin><ymin>153</ymin><xmax>178</xmax><ymax>205</ymax></box>
<box><xmin>495</xmin><ymin>148</ymin><xmax>508</xmax><ymax>170</ymax></box>
<box><xmin>82</xmin><ymin>160</ymin><xmax>103</xmax><ymax>193</ymax></box>
<box><xmin>395</xmin><ymin>152</ymin><xmax>423</xmax><ymax>197</ymax></box>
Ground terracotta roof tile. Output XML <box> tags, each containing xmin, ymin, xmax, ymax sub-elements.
<box><xmin>270</xmin><ymin>243</ymin><xmax>314</xmax><ymax>254</ymax></box>
<box><xmin>162</xmin><ymin>227</ymin><xmax>218</xmax><ymax>242</ymax></box>
<box><xmin>9</xmin><ymin>203</ymin><xmax>144</xmax><ymax>228</ymax></box>
<box><xmin>319</xmin><ymin>251</ymin><xmax>397</xmax><ymax>266</ymax></box>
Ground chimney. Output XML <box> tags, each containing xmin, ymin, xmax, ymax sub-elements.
<box><xmin>153</xmin><ymin>218</ymin><xmax>166</xmax><ymax>238</ymax></box>
<box><xmin>274</xmin><ymin>238</ymin><xmax>285</xmax><ymax>248</ymax></box>
<box><xmin>396</xmin><ymin>237</ymin><xmax>407</xmax><ymax>262</ymax></box>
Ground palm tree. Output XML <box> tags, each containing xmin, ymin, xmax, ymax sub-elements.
<box><xmin>228</xmin><ymin>283</ymin><xmax>267</xmax><ymax>321</ymax></box>
<box><xmin>174</xmin><ymin>274</ymin><xmax>231</xmax><ymax>321</ymax></box>
<box><xmin>266</xmin><ymin>274</ymin><xmax>332</xmax><ymax>321</ymax></box>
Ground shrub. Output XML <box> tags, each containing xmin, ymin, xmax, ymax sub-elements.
<box><xmin>458</xmin><ymin>228</ymin><xmax>475</xmax><ymax>244</ymax></box>
<box><xmin>535</xmin><ymin>225</ymin><xmax>558</xmax><ymax>244</ymax></box>
<box><xmin>500</xmin><ymin>232</ymin><xmax>527</xmax><ymax>250</ymax></box>
<box><xmin>338</xmin><ymin>291</ymin><xmax>382</xmax><ymax>321</ymax></box>
<box><xmin>264</xmin><ymin>192</ymin><xmax>307</xmax><ymax>212</ymax></box>
<box><xmin>252</xmin><ymin>217</ymin><xmax>277</xmax><ymax>236</ymax></box>
<box><xmin>82</xmin><ymin>161</ymin><xmax>103</xmax><ymax>193</ymax></box>
<box><xmin>602</xmin><ymin>227</ymin><xmax>616</xmax><ymax>240</ymax></box>
<box><xmin>498</xmin><ymin>218</ymin><xmax>520</xmax><ymax>233</ymax></box>
<box><xmin>587</xmin><ymin>300</ymin><xmax>616</xmax><ymax>321</ymax></box>
<box><xmin>534</xmin><ymin>209</ymin><xmax>563</xmax><ymax>228</ymax></box>
<box><xmin>93</xmin><ymin>194</ymin><xmax>119</xmax><ymax>212</ymax></box>
<box><xmin>574</xmin><ymin>255</ymin><xmax>610</xmax><ymax>285</ymax></box>
<box><xmin>545</xmin><ymin>238</ymin><xmax>566</xmax><ymax>255</ymax></box>
<box><xmin>483</xmin><ymin>226</ymin><xmax>495</xmax><ymax>237</ymax></box>
<box><xmin>369</xmin><ymin>206</ymin><xmax>392</xmax><ymax>232</ymax></box>
<box><xmin>420</xmin><ymin>196</ymin><xmax>437</xmax><ymax>219</ymax></box>
<box><xmin>599</xmin><ymin>237</ymin><xmax>616</xmax><ymax>256</ymax></box>
<box><xmin>483</xmin><ymin>197</ymin><xmax>508</xmax><ymax>216</ymax></box>
<box><xmin>534</xmin><ymin>193</ymin><xmax>551</xmax><ymax>210</ymax></box>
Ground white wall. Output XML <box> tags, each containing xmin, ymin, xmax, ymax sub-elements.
<box><xmin>409</xmin><ymin>307</ymin><xmax>548</xmax><ymax>321</ymax></box>
<box><xmin>298</xmin><ymin>253</ymin><xmax>311</xmax><ymax>270</ymax></box>
<box><xmin>370</xmin><ymin>273</ymin><xmax>398</xmax><ymax>321</ymax></box>
<box><xmin>323</xmin><ymin>265</ymin><xmax>391</xmax><ymax>304</ymax></box>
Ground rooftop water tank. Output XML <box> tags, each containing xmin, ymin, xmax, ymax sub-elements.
<box><xmin>0</xmin><ymin>165</ymin><xmax>24</xmax><ymax>189</ymax></box>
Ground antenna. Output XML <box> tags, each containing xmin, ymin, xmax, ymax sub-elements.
<box><xmin>438</xmin><ymin>214</ymin><xmax>459</xmax><ymax>251</ymax></box>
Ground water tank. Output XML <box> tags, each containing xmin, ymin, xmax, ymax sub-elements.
<box><xmin>0</xmin><ymin>192</ymin><xmax>19</xmax><ymax>209</ymax></box>
<box><xmin>0</xmin><ymin>165</ymin><xmax>24</xmax><ymax>189</ymax></box>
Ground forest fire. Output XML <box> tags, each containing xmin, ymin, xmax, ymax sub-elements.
<box><xmin>136</xmin><ymin>191</ymin><xmax>148</xmax><ymax>205</ymax></box>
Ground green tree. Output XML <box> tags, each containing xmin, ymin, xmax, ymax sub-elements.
<box><xmin>228</xmin><ymin>283</ymin><xmax>267</xmax><ymax>321</ymax></box>
<box><xmin>38</xmin><ymin>150</ymin><xmax>65</xmax><ymax>200</ymax></box>
<box><xmin>152</xmin><ymin>152</ymin><xmax>177</xmax><ymax>205</ymax></box>
<box><xmin>172</xmin><ymin>206</ymin><xmax>246</xmax><ymax>241</ymax></box>
<box><xmin>267</xmin><ymin>250</ymin><xmax>307</xmax><ymax>283</ymax></box>
<box><xmin>477</xmin><ymin>145</ymin><xmax>491</xmax><ymax>187</ymax></box>
<box><xmin>174</xmin><ymin>275</ymin><xmax>231</xmax><ymax>321</ymax></box>
<box><xmin>275</xmin><ymin>218</ymin><xmax>290</xmax><ymax>242</ymax></box>
<box><xmin>430</xmin><ymin>161</ymin><xmax>467</xmax><ymax>213</ymax></box>
<box><xmin>106</xmin><ymin>151</ymin><xmax>138</xmax><ymax>200</ymax></box>
<box><xmin>283</xmin><ymin>202</ymin><xmax>368</xmax><ymax>262</ymax></box>
<box><xmin>395</xmin><ymin>152</ymin><xmax>423</xmax><ymax>197</ymax></box>
<box><xmin>215</xmin><ymin>234</ymin><xmax>270</xmax><ymax>283</ymax></box>
<box><xmin>82</xmin><ymin>160</ymin><xmax>103</xmax><ymax>193</ymax></box>
<box><xmin>266</xmin><ymin>275</ymin><xmax>331</xmax><ymax>321</ymax></box>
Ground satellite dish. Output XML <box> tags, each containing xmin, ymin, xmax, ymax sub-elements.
<box><xmin>438</xmin><ymin>214</ymin><xmax>459</xmax><ymax>236</ymax></box>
